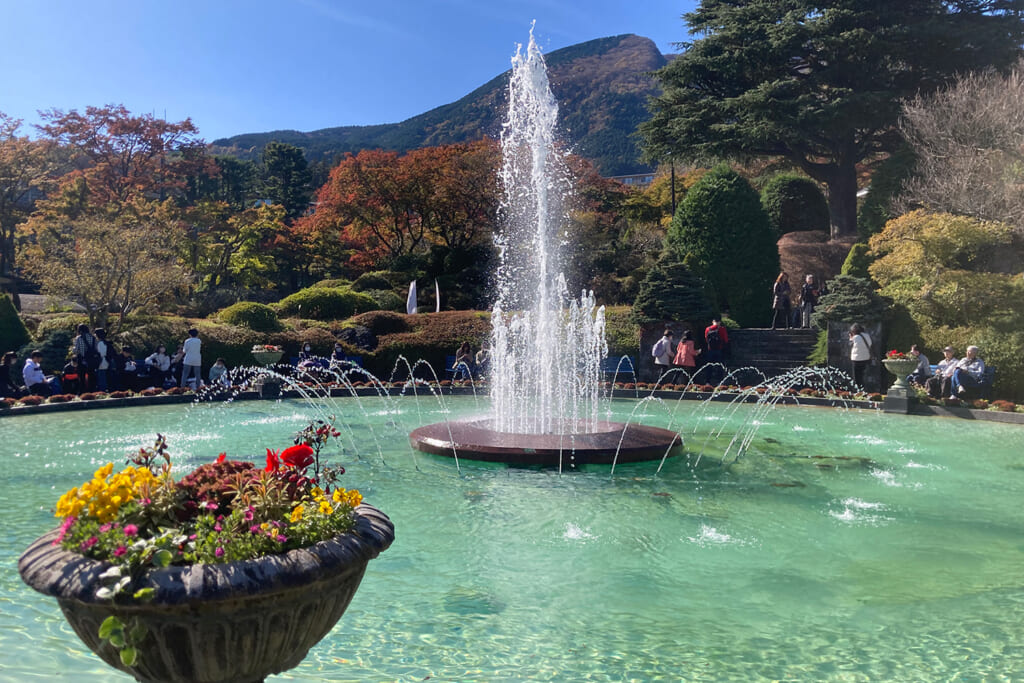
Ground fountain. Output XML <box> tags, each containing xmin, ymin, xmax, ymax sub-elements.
<box><xmin>409</xmin><ymin>27</ymin><xmax>681</xmax><ymax>465</ymax></box>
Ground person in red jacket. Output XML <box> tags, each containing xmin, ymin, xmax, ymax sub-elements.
<box><xmin>704</xmin><ymin>319</ymin><xmax>729</xmax><ymax>384</ymax></box>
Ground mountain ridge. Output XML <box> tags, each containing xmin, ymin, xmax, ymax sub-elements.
<box><xmin>211</xmin><ymin>34</ymin><xmax>668</xmax><ymax>176</ymax></box>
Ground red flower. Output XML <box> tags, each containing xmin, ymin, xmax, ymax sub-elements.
<box><xmin>216</xmin><ymin>452</ymin><xmax>226</xmax><ymax>464</ymax></box>
<box><xmin>265</xmin><ymin>448</ymin><xmax>281</xmax><ymax>472</ymax></box>
<box><xmin>281</xmin><ymin>444</ymin><xmax>315</xmax><ymax>469</ymax></box>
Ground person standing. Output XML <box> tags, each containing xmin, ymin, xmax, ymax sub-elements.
<box><xmin>799</xmin><ymin>275</ymin><xmax>819</xmax><ymax>329</ymax></box>
<box><xmin>848</xmin><ymin>323</ymin><xmax>873</xmax><ymax>390</ymax></box>
<box><xmin>651</xmin><ymin>329</ymin><xmax>675</xmax><ymax>376</ymax></box>
<box><xmin>703</xmin><ymin>319</ymin><xmax>728</xmax><ymax>385</ymax></box>
<box><xmin>475</xmin><ymin>340</ymin><xmax>491</xmax><ymax>378</ymax></box>
<box><xmin>672</xmin><ymin>330</ymin><xmax>702</xmax><ymax>371</ymax></box>
<box><xmin>94</xmin><ymin>329</ymin><xmax>114</xmax><ymax>392</ymax></box>
<box><xmin>771</xmin><ymin>273</ymin><xmax>791</xmax><ymax>330</ymax></box>
<box><xmin>72</xmin><ymin>324</ymin><xmax>100</xmax><ymax>392</ymax></box>
<box><xmin>180</xmin><ymin>328</ymin><xmax>202</xmax><ymax>388</ymax></box>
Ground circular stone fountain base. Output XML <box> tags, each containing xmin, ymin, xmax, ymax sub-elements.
<box><xmin>409</xmin><ymin>419</ymin><xmax>683</xmax><ymax>466</ymax></box>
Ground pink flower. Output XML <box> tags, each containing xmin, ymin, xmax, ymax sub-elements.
<box><xmin>204</xmin><ymin>501</ymin><xmax>218</xmax><ymax>510</ymax></box>
<box><xmin>249</xmin><ymin>525</ymin><xmax>261</xmax><ymax>534</ymax></box>
<box><xmin>123</xmin><ymin>524</ymin><xmax>138</xmax><ymax>537</ymax></box>
<box><xmin>99</xmin><ymin>523</ymin><xmax>112</xmax><ymax>533</ymax></box>
<box><xmin>81</xmin><ymin>536</ymin><xmax>98</xmax><ymax>550</ymax></box>
<box><xmin>244</xmin><ymin>508</ymin><xmax>254</xmax><ymax>521</ymax></box>
<box><xmin>54</xmin><ymin>516</ymin><xmax>77</xmax><ymax>544</ymax></box>
<box><xmin>214</xmin><ymin>523</ymin><xmax>222</xmax><ymax>532</ymax></box>
<box><xmin>113</xmin><ymin>546</ymin><xmax>127</xmax><ymax>557</ymax></box>
<box><xmin>275</xmin><ymin>535</ymin><xmax>287</xmax><ymax>543</ymax></box>
<box><xmin>215</xmin><ymin>547</ymin><xmax>224</xmax><ymax>558</ymax></box>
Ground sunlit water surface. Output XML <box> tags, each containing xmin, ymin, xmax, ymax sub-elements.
<box><xmin>2</xmin><ymin>397</ymin><xmax>1023</xmax><ymax>681</ymax></box>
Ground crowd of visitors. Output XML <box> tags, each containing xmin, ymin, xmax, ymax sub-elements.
<box><xmin>0</xmin><ymin>326</ymin><xmax>239</xmax><ymax>399</ymax></box>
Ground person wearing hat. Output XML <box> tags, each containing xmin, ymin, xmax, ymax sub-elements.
<box><xmin>950</xmin><ymin>345</ymin><xmax>986</xmax><ymax>399</ymax></box>
<box><xmin>925</xmin><ymin>346</ymin><xmax>958</xmax><ymax>399</ymax></box>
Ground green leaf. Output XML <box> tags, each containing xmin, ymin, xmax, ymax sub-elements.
<box><xmin>108</xmin><ymin>630</ymin><xmax>126</xmax><ymax>648</ymax></box>
<box><xmin>98</xmin><ymin>616</ymin><xmax>123</xmax><ymax>639</ymax></box>
<box><xmin>133</xmin><ymin>587</ymin><xmax>156</xmax><ymax>602</ymax></box>
<box><xmin>128</xmin><ymin>622</ymin><xmax>148</xmax><ymax>642</ymax></box>
<box><xmin>152</xmin><ymin>549</ymin><xmax>173</xmax><ymax>568</ymax></box>
<box><xmin>120</xmin><ymin>647</ymin><xmax>138</xmax><ymax>667</ymax></box>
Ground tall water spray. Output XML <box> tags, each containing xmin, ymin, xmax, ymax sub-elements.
<box><xmin>489</xmin><ymin>28</ymin><xmax>608</xmax><ymax>435</ymax></box>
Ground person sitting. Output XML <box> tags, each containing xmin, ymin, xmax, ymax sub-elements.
<box><xmin>925</xmin><ymin>346</ymin><xmax>958</xmax><ymax>399</ymax></box>
<box><xmin>950</xmin><ymin>345</ymin><xmax>986</xmax><ymax>399</ymax></box>
<box><xmin>907</xmin><ymin>344</ymin><xmax>931</xmax><ymax>387</ymax></box>
<box><xmin>61</xmin><ymin>357</ymin><xmax>83</xmax><ymax>395</ymax></box>
<box><xmin>331</xmin><ymin>342</ymin><xmax>347</xmax><ymax>363</ymax></box>
<box><xmin>297</xmin><ymin>342</ymin><xmax>320</xmax><ymax>371</ymax></box>
<box><xmin>475</xmin><ymin>340</ymin><xmax>491</xmax><ymax>378</ymax></box>
<box><xmin>22</xmin><ymin>350</ymin><xmax>50</xmax><ymax>397</ymax></box>
<box><xmin>453</xmin><ymin>342</ymin><xmax>474</xmax><ymax>381</ymax></box>
<box><xmin>115</xmin><ymin>346</ymin><xmax>139</xmax><ymax>391</ymax></box>
<box><xmin>1</xmin><ymin>351</ymin><xmax>24</xmax><ymax>398</ymax></box>
<box><xmin>145</xmin><ymin>345</ymin><xmax>172</xmax><ymax>387</ymax></box>
<box><xmin>208</xmin><ymin>357</ymin><xmax>230</xmax><ymax>387</ymax></box>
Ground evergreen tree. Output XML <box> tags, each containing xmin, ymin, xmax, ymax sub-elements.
<box><xmin>667</xmin><ymin>165</ymin><xmax>779</xmax><ymax>327</ymax></box>
<box><xmin>0</xmin><ymin>293</ymin><xmax>29</xmax><ymax>353</ymax></box>
<box><xmin>262</xmin><ymin>142</ymin><xmax>311</xmax><ymax>219</ymax></box>
<box><xmin>642</xmin><ymin>0</ymin><xmax>1024</xmax><ymax>240</ymax></box>
<box><xmin>632</xmin><ymin>249</ymin><xmax>715</xmax><ymax>324</ymax></box>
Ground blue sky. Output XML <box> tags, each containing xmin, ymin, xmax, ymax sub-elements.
<box><xmin>1</xmin><ymin>1</ymin><xmax>696</xmax><ymax>142</ymax></box>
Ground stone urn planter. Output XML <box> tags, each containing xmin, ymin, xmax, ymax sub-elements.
<box><xmin>251</xmin><ymin>349</ymin><xmax>284</xmax><ymax>366</ymax></box>
<box><xmin>19</xmin><ymin>504</ymin><xmax>394</xmax><ymax>683</ymax></box>
<box><xmin>882</xmin><ymin>358</ymin><xmax>920</xmax><ymax>390</ymax></box>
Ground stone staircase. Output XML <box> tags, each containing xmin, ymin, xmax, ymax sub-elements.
<box><xmin>724</xmin><ymin>328</ymin><xmax>818</xmax><ymax>382</ymax></box>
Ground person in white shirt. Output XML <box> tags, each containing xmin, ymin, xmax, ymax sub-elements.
<box><xmin>180</xmin><ymin>329</ymin><xmax>202</xmax><ymax>388</ymax></box>
<box><xmin>950</xmin><ymin>345</ymin><xmax>986</xmax><ymax>399</ymax></box>
<box><xmin>145</xmin><ymin>345</ymin><xmax>172</xmax><ymax>385</ymax></box>
<box><xmin>925</xmin><ymin>346</ymin><xmax>958</xmax><ymax>398</ymax></box>
<box><xmin>651</xmin><ymin>329</ymin><xmax>675</xmax><ymax>377</ymax></box>
<box><xmin>848</xmin><ymin>323</ymin><xmax>873</xmax><ymax>390</ymax></box>
<box><xmin>22</xmin><ymin>351</ymin><xmax>49</xmax><ymax>396</ymax></box>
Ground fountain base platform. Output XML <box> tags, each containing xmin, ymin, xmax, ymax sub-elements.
<box><xmin>409</xmin><ymin>419</ymin><xmax>683</xmax><ymax>466</ymax></box>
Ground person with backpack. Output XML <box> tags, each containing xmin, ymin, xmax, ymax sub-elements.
<box><xmin>799</xmin><ymin>275</ymin><xmax>820</xmax><ymax>329</ymax></box>
<box><xmin>651</xmin><ymin>329</ymin><xmax>675</xmax><ymax>378</ymax></box>
<box><xmin>704</xmin><ymin>319</ymin><xmax>728</xmax><ymax>384</ymax></box>
<box><xmin>848</xmin><ymin>323</ymin><xmax>873</xmax><ymax>391</ymax></box>
<box><xmin>72</xmin><ymin>324</ymin><xmax>101</xmax><ymax>392</ymax></box>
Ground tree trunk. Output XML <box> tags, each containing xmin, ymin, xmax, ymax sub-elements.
<box><xmin>824</xmin><ymin>161</ymin><xmax>859</xmax><ymax>241</ymax></box>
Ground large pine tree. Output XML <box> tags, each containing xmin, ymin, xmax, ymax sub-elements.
<box><xmin>642</xmin><ymin>1</ymin><xmax>1024</xmax><ymax>240</ymax></box>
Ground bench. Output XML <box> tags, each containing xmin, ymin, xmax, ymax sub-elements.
<box><xmin>928</xmin><ymin>363</ymin><xmax>996</xmax><ymax>399</ymax></box>
<box><xmin>602</xmin><ymin>356</ymin><xmax>636</xmax><ymax>382</ymax></box>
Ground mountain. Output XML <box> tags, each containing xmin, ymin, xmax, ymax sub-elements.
<box><xmin>210</xmin><ymin>35</ymin><xmax>668</xmax><ymax>176</ymax></box>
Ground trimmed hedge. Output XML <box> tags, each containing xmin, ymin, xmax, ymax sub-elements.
<box><xmin>350</xmin><ymin>311</ymin><xmax>412</xmax><ymax>335</ymax></box>
<box><xmin>275</xmin><ymin>287</ymin><xmax>377</xmax><ymax>320</ymax></box>
<box><xmin>351</xmin><ymin>271</ymin><xmax>394</xmax><ymax>292</ymax></box>
<box><xmin>760</xmin><ymin>173</ymin><xmax>830</xmax><ymax>238</ymax></box>
<box><xmin>217</xmin><ymin>301</ymin><xmax>282</xmax><ymax>332</ymax></box>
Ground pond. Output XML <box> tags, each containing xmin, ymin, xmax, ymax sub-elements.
<box><xmin>2</xmin><ymin>396</ymin><xmax>1023</xmax><ymax>680</ymax></box>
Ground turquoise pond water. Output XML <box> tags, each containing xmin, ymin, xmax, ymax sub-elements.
<box><xmin>2</xmin><ymin>396</ymin><xmax>1024</xmax><ymax>681</ymax></box>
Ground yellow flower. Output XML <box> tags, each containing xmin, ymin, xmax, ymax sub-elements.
<box><xmin>319</xmin><ymin>501</ymin><xmax>333</xmax><ymax>515</ymax></box>
<box><xmin>289</xmin><ymin>505</ymin><xmax>305</xmax><ymax>523</ymax></box>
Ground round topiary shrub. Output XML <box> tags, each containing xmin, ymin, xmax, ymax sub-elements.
<box><xmin>276</xmin><ymin>287</ymin><xmax>377</xmax><ymax>321</ymax></box>
<box><xmin>0</xmin><ymin>294</ymin><xmax>30</xmax><ymax>353</ymax></box>
<box><xmin>217</xmin><ymin>302</ymin><xmax>282</xmax><ymax>332</ymax></box>
<box><xmin>312</xmin><ymin>278</ymin><xmax>353</xmax><ymax>289</ymax></box>
<box><xmin>362</xmin><ymin>289</ymin><xmax>404</xmax><ymax>313</ymax></box>
<box><xmin>351</xmin><ymin>271</ymin><xmax>394</xmax><ymax>292</ymax></box>
<box><xmin>350</xmin><ymin>311</ymin><xmax>411</xmax><ymax>335</ymax></box>
<box><xmin>760</xmin><ymin>173</ymin><xmax>831</xmax><ymax>238</ymax></box>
